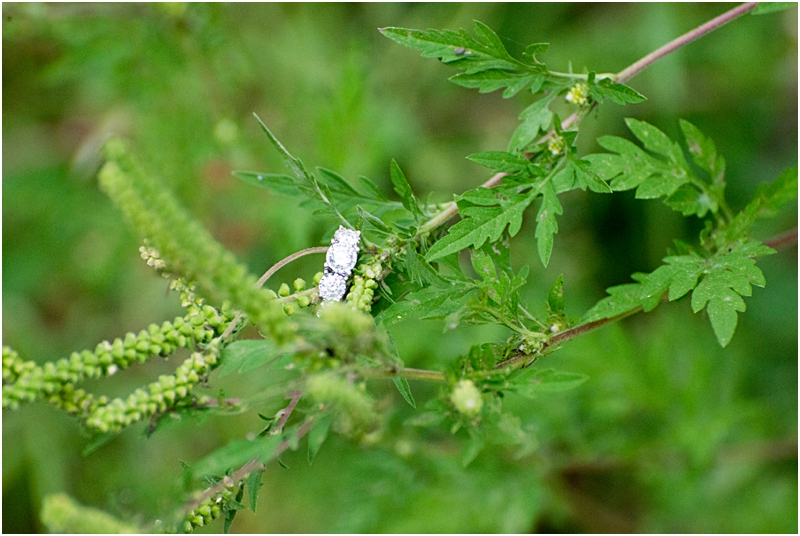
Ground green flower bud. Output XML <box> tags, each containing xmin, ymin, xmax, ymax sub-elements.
<box><xmin>450</xmin><ymin>380</ymin><xmax>483</xmax><ymax>417</ymax></box>
<box><xmin>278</xmin><ymin>283</ymin><xmax>291</xmax><ymax>297</ymax></box>
<box><xmin>313</xmin><ymin>272</ymin><xmax>324</xmax><ymax>285</ymax></box>
<box><xmin>293</xmin><ymin>278</ymin><xmax>306</xmax><ymax>292</ymax></box>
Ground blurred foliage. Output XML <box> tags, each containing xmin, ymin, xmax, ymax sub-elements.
<box><xmin>2</xmin><ymin>3</ymin><xmax>797</xmax><ymax>533</ymax></box>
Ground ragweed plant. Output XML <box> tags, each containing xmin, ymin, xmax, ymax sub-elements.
<box><xmin>3</xmin><ymin>3</ymin><xmax>796</xmax><ymax>533</ymax></box>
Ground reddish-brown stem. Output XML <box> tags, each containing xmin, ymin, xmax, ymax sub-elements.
<box><xmin>183</xmin><ymin>419</ymin><xmax>315</xmax><ymax>514</ymax></box>
<box><xmin>616</xmin><ymin>3</ymin><xmax>759</xmax><ymax>83</ymax></box>
<box><xmin>764</xmin><ymin>227</ymin><xmax>798</xmax><ymax>250</ymax></box>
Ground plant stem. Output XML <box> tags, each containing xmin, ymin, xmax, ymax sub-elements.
<box><xmin>418</xmin><ymin>171</ymin><xmax>508</xmax><ymax>234</ymax></box>
<box><xmin>764</xmin><ymin>227</ymin><xmax>798</xmax><ymax>250</ymax></box>
<box><xmin>255</xmin><ymin>246</ymin><xmax>328</xmax><ymax>288</ymax></box>
<box><xmin>220</xmin><ymin>247</ymin><xmax>329</xmax><ymax>340</ymax></box>
<box><xmin>183</xmin><ymin>419</ymin><xmax>315</xmax><ymax>515</ymax></box>
<box><xmin>616</xmin><ymin>2</ymin><xmax>759</xmax><ymax>83</ymax></box>
<box><xmin>358</xmin><ymin>366</ymin><xmax>446</xmax><ymax>382</ymax></box>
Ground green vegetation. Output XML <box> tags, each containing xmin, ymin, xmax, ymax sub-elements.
<box><xmin>3</xmin><ymin>3</ymin><xmax>796</xmax><ymax>533</ymax></box>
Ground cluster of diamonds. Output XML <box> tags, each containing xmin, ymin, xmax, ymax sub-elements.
<box><xmin>318</xmin><ymin>226</ymin><xmax>361</xmax><ymax>304</ymax></box>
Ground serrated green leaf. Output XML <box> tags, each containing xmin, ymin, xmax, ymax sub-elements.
<box><xmin>664</xmin><ymin>183</ymin><xmax>717</xmax><ymax>217</ymax></box>
<box><xmin>392</xmin><ymin>377</ymin><xmax>416</xmax><ymax>408</ymax></box>
<box><xmin>192</xmin><ymin>434</ymin><xmax>283</xmax><ymax>478</ymax></box>
<box><xmin>246</xmin><ymin>470</ymin><xmax>262</xmax><ymax>512</ymax></box>
<box><xmin>375</xmin><ymin>281</ymin><xmax>476</xmax><ymax>325</ymax></box>
<box><xmin>451</xmin><ymin>70</ymin><xmax>536</xmax><ymax>95</ymax></box>
<box><xmin>590</xmin><ymin>136</ymin><xmax>659</xmax><ymax>191</ymax></box>
<box><xmin>571</xmin><ymin>159</ymin><xmax>612</xmax><ymax>193</ymax></box>
<box><xmin>534</xmin><ymin>181</ymin><xmax>562</xmax><ymax>266</ymax></box>
<box><xmin>400</xmin><ymin>249</ymin><xmax>443</xmax><ymax>287</ymax></box>
<box><xmin>679</xmin><ymin>119</ymin><xmax>724</xmax><ymax>180</ymax></box>
<box><xmin>307</xmin><ymin>413</ymin><xmax>334</xmax><ymax>464</ymax></box>
<box><xmin>508</xmin><ymin>95</ymin><xmax>554</xmax><ymax>152</ymax></box>
<box><xmin>510</xmin><ymin>368</ymin><xmax>589</xmax><ymax>398</ymax></box>
<box><xmin>625</xmin><ymin>118</ymin><xmax>685</xmax><ymax>164</ymax></box>
<box><xmin>582</xmin><ymin>282</ymin><xmax>645</xmax><ymax>323</ymax></box>
<box><xmin>426</xmin><ymin>188</ymin><xmax>539</xmax><ymax>262</ymax></box>
<box><xmin>472</xmin><ymin>20</ymin><xmax>509</xmax><ymax>58</ymax></box>
<box><xmin>589</xmin><ymin>77</ymin><xmax>646</xmax><ymax>105</ymax></box>
<box><xmin>466</xmin><ymin>151</ymin><xmax>543</xmax><ymax>176</ymax></box>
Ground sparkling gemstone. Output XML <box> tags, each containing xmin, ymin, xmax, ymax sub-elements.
<box><xmin>318</xmin><ymin>273</ymin><xmax>347</xmax><ymax>301</ymax></box>
<box><xmin>326</xmin><ymin>243</ymin><xmax>358</xmax><ymax>275</ymax></box>
<box><xmin>333</xmin><ymin>227</ymin><xmax>360</xmax><ymax>248</ymax></box>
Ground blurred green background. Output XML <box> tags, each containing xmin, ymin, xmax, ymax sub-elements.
<box><xmin>3</xmin><ymin>3</ymin><xmax>797</xmax><ymax>533</ymax></box>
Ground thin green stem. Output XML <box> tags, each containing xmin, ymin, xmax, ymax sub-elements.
<box><xmin>358</xmin><ymin>366</ymin><xmax>447</xmax><ymax>382</ymax></box>
<box><xmin>548</xmin><ymin>70</ymin><xmax>617</xmax><ymax>81</ymax></box>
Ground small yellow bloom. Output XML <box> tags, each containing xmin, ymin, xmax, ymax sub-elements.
<box><xmin>565</xmin><ymin>82</ymin><xmax>589</xmax><ymax>106</ymax></box>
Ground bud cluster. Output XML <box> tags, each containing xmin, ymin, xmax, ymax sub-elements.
<box><xmin>85</xmin><ymin>345</ymin><xmax>220</xmax><ymax>434</ymax></box>
<box><xmin>181</xmin><ymin>484</ymin><xmax>236</xmax><ymax>532</ymax></box>
<box><xmin>345</xmin><ymin>260</ymin><xmax>382</xmax><ymax>313</ymax></box>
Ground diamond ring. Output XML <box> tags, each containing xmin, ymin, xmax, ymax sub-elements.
<box><xmin>318</xmin><ymin>226</ymin><xmax>361</xmax><ymax>305</ymax></box>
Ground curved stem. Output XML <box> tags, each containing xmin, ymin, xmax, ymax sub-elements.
<box><xmin>616</xmin><ymin>3</ymin><xmax>759</xmax><ymax>83</ymax></box>
<box><xmin>220</xmin><ymin>246</ymin><xmax>329</xmax><ymax>340</ymax></box>
<box><xmin>255</xmin><ymin>246</ymin><xmax>328</xmax><ymax>289</ymax></box>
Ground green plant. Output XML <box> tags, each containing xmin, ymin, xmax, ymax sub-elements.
<box><xmin>3</xmin><ymin>3</ymin><xmax>796</xmax><ymax>533</ymax></box>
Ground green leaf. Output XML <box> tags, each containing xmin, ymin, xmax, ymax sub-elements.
<box><xmin>625</xmin><ymin>118</ymin><xmax>685</xmax><ymax>164</ymax></box>
<box><xmin>379</xmin><ymin>21</ymin><xmax>546</xmax><ymax>96</ymax></box>
<box><xmin>534</xmin><ymin>181</ymin><xmax>563</xmax><ymax>266</ymax></box>
<box><xmin>219</xmin><ymin>340</ymin><xmax>283</xmax><ymax>377</ymax></box>
<box><xmin>547</xmin><ymin>274</ymin><xmax>565</xmax><ymax>314</ymax></box>
<box><xmin>588</xmin><ymin>136</ymin><xmax>658</xmax><ymax>190</ymax></box>
<box><xmin>426</xmin><ymin>187</ymin><xmax>539</xmax><ymax>262</ymax></box>
<box><xmin>689</xmin><ymin>241</ymin><xmax>774</xmax><ymax>347</ymax></box>
<box><xmin>250</xmin><ymin>115</ymin><xmax>350</xmax><ymax>225</ymax></box>
<box><xmin>376</xmin><ymin>281</ymin><xmax>476</xmax><ymax>325</ymax></box>
<box><xmin>307</xmin><ymin>413</ymin><xmax>334</xmax><ymax>464</ymax></box>
<box><xmin>451</xmin><ymin>70</ymin><xmax>534</xmax><ymax>95</ymax></box>
<box><xmin>730</xmin><ymin>167</ymin><xmax>798</xmax><ymax>237</ymax></box>
<box><xmin>390</xmin><ymin>159</ymin><xmax>423</xmax><ymax>220</ymax></box>
<box><xmin>510</xmin><ymin>368</ymin><xmax>589</xmax><ymax>398</ymax></box>
<box><xmin>663</xmin><ymin>183</ymin><xmax>717</xmax><ymax>217</ymax></box>
<box><xmin>192</xmin><ymin>434</ymin><xmax>283</xmax><ymax>479</ymax></box>
<box><xmin>461</xmin><ymin>433</ymin><xmax>486</xmax><ymax>468</ymax></box>
<box><xmin>392</xmin><ymin>377</ymin><xmax>417</xmax><ymax>408</ymax></box>
<box><xmin>246</xmin><ymin>470</ymin><xmax>262</xmax><ymax>512</ymax></box>
<box><xmin>357</xmin><ymin>205</ymin><xmax>392</xmax><ymax>235</ymax></box>
<box><xmin>582</xmin><ymin>281</ymin><xmax>646</xmax><ymax>323</ymax></box>
<box><xmin>253</xmin><ymin>113</ymin><xmax>311</xmax><ymax>182</ymax></box>
<box><xmin>752</xmin><ymin>2</ymin><xmax>796</xmax><ymax>15</ymax></box>
<box><xmin>679</xmin><ymin>119</ymin><xmax>725</xmax><ymax>181</ymax></box>
<box><xmin>589</xmin><ymin>77</ymin><xmax>646</xmax><ymax>105</ymax></box>
<box><xmin>400</xmin><ymin>249</ymin><xmax>443</xmax><ymax>287</ymax></box>
<box><xmin>508</xmin><ymin>95</ymin><xmax>555</xmax><ymax>153</ymax></box>
<box><xmin>466</xmin><ymin>151</ymin><xmax>543</xmax><ymax>176</ymax></box>
<box><xmin>233</xmin><ymin>171</ymin><xmax>297</xmax><ymax>195</ymax></box>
